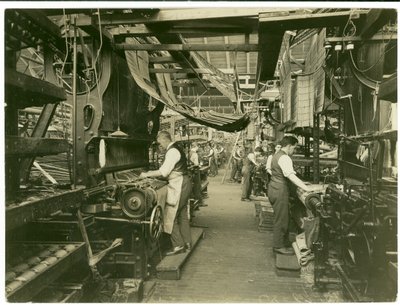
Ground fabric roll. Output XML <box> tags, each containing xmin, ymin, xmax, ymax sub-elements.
<box><xmin>292</xmin><ymin>241</ymin><xmax>302</xmax><ymax>265</ymax></box>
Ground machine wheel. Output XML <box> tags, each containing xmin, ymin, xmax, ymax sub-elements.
<box><xmin>149</xmin><ymin>205</ymin><xmax>163</xmax><ymax>241</ymax></box>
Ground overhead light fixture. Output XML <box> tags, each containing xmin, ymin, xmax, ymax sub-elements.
<box><xmin>324</xmin><ymin>41</ymin><xmax>332</xmax><ymax>49</ymax></box>
<box><xmin>334</xmin><ymin>43</ymin><xmax>342</xmax><ymax>52</ymax></box>
<box><xmin>346</xmin><ymin>41</ymin><xmax>354</xmax><ymax>51</ymax></box>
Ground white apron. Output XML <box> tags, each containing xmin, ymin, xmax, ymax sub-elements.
<box><xmin>163</xmin><ymin>171</ymin><xmax>183</xmax><ymax>234</ymax></box>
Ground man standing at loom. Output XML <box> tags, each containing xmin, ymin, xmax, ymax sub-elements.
<box><xmin>268</xmin><ymin>136</ymin><xmax>311</xmax><ymax>255</ymax></box>
<box><xmin>140</xmin><ymin>131</ymin><xmax>192</xmax><ymax>255</ymax></box>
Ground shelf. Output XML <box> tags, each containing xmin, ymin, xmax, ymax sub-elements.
<box><xmin>6</xmin><ymin>242</ymin><xmax>86</xmax><ymax>302</ymax></box>
<box><xmin>6</xmin><ymin>188</ymin><xmax>84</xmax><ymax>232</ymax></box>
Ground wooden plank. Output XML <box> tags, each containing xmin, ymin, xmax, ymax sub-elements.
<box><xmin>115</xmin><ymin>43</ymin><xmax>259</xmax><ymax>52</ymax></box>
<box><xmin>6</xmin><ymin>188</ymin><xmax>84</xmax><ymax>232</ymax></box>
<box><xmin>156</xmin><ymin>228</ymin><xmax>204</xmax><ymax>280</ymax></box>
<box><xmin>108</xmin><ymin>25</ymin><xmax>256</xmax><ymax>37</ymax></box>
<box><xmin>77</xmin><ymin>15</ymin><xmax>113</xmax><ymax>43</ymax></box>
<box><xmin>5</xmin><ymin>136</ymin><xmax>69</xmax><ymax>157</ymax></box>
<box><xmin>5</xmin><ymin>68</ymin><xmax>66</xmax><ymax>107</ymax></box>
<box><xmin>149</xmin><ymin>68</ymin><xmax>211</xmax><ymax>74</ymax></box>
<box><xmin>20</xmin><ymin>104</ymin><xmax>59</xmax><ymax>183</ymax></box>
<box><xmin>326</xmin><ymin>33</ymin><xmax>397</xmax><ymax>43</ymax></box>
<box><xmin>292</xmin><ymin>157</ymin><xmax>337</xmax><ymax>167</ymax></box>
<box><xmin>259</xmin><ymin>10</ymin><xmax>368</xmax><ymax>29</ymax></box>
<box><xmin>17</xmin><ymin>9</ymin><xmax>62</xmax><ymax>38</ymax></box>
<box><xmin>97</xmin><ymin>8</ymin><xmax>273</xmax><ymax>25</ymax></box>
<box><xmin>149</xmin><ymin>56</ymin><xmax>178</xmax><ymax>63</ymax></box>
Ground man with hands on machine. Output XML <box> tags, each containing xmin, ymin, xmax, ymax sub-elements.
<box><xmin>139</xmin><ymin>131</ymin><xmax>192</xmax><ymax>256</ymax></box>
<box><xmin>268</xmin><ymin>135</ymin><xmax>312</xmax><ymax>255</ymax></box>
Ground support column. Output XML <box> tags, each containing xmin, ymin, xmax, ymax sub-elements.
<box><xmin>313</xmin><ymin>113</ymin><xmax>320</xmax><ymax>183</ymax></box>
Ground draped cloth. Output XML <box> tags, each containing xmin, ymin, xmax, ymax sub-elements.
<box><xmin>124</xmin><ymin>38</ymin><xmax>250</xmax><ymax>132</ymax></box>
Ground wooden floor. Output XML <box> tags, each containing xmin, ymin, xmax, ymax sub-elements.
<box><xmin>145</xmin><ymin>169</ymin><xmax>343</xmax><ymax>303</ymax></box>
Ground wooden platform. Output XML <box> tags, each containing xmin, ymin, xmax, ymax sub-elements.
<box><xmin>275</xmin><ymin>253</ymin><xmax>300</xmax><ymax>278</ymax></box>
<box><xmin>253</xmin><ymin>197</ymin><xmax>274</xmax><ymax>232</ymax></box>
<box><xmin>156</xmin><ymin>227</ymin><xmax>204</xmax><ymax>280</ymax></box>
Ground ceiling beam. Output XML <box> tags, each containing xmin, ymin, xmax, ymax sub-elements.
<box><xmin>325</xmin><ymin>33</ymin><xmax>397</xmax><ymax>43</ymax></box>
<box><xmin>114</xmin><ymin>43</ymin><xmax>259</xmax><ymax>52</ymax></box>
<box><xmin>97</xmin><ymin>8</ymin><xmax>270</xmax><ymax>25</ymax></box>
<box><xmin>149</xmin><ymin>68</ymin><xmax>211</xmax><ymax>74</ymax></box>
<box><xmin>107</xmin><ymin>24</ymin><xmax>256</xmax><ymax>37</ymax></box>
<box><xmin>259</xmin><ymin>9</ymin><xmax>368</xmax><ymax>30</ymax></box>
<box><xmin>204</xmin><ymin>37</ymin><xmax>211</xmax><ymax>63</ymax></box>
<box><xmin>225</xmin><ymin>36</ymin><xmax>231</xmax><ymax>70</ymax></box>
<box><xmin>149</xmin><ymin>56</ymin><xmax>178</xmax><ymax>63</ymax></box>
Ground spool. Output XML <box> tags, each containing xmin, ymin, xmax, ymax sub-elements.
<box><xmin>16</xmin><ymin>270</ymin><xmax>36</xmax><ymax>282</ymax></box>
<box><xmin>6</xmin><ymin>272</ymin><xmax>16</xmax><ymax>282</ymax></box>
<box><xmin>64</xmin><ymin>244</ymin><xmax>76</xmax><ymax>252</ymax></box>
<box><xmin>27</xmin><ymin>257</ymin><xmax>41</xmax><ymax>266</ymax></box>
<box><xmin>48</xmin><ymin>245</ymin><xmax>60</xmax><ymax>252</ymax></box>
<box><xmin>55</xmin><ymin>250</ymin><xmax>68</xmax><ymax>258</ymax></box>
<box><xmin>6</xmin><ymin>281</ymin><xmax>23</xmax><ymax>293</ymax></box>
<box><xmin>38</xmin><ymin>250</ymin><xmax>51</xmax><ymax>258</ymax></box>
<box><xmin>43</xmin><ymin>257</ymin><xmax>58</xmax><ymax>265</ymax></box>
<box><xmin>13</xmin><ymin>263</ymin><xmax>29</xmax><ymax>274</ymax></box>
<box><xmin>32</xmin><ymin>263</ymin><xmax>47</xmax><ymax>273</ymax></box>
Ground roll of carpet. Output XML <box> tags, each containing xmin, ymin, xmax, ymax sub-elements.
<box><xmin>292</xmin><ymin>241</ymin><xmax>302</xmax><ymax>265</ymax></box>
<box><xmin>296</xmin><ymin>232</ymin><xmax>311</xmax><ymax>256</ymax></box>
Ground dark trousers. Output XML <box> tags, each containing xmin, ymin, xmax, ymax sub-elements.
<box><xmin>192</xmin><ymin>170</ymin><xmax>202</xmax><ymax>203</ymax></box>
<box><xmin>209</xmin><ymin>158</ymin><xmax>218</xmax><ymax>176</ymax></box>
<box><xmin>267</xmin><ymin>181</ymin><xmax>289</xmax><ymax>249</ymax></box>
<box><xmin>171</xmin><ymin>175</ymin><xmax>192</xmax><ymax>248</ymax></box>
<box><xmin>230</xmin><ymin>159</ymin><xmax>239</xmax><ymax>180</ymax></box>
<box><xmin>241</xmin><ymin>167</ymin><xmax>253</xmax><ymax>199</ymax></box>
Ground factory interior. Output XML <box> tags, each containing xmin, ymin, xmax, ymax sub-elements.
<box><xmin>3</xmin><ymin>5</ymin><xmax>398</xmax><ymax>303</ymax></box>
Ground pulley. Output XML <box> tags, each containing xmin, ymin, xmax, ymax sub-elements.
<box><xmin>120</xmin><ymin>188</ymin><xmax>148</xmax><ymax>219</ymax></box>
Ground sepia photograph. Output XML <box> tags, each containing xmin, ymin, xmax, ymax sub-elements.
<box><xmin>3</xmin><ymin>3</ymin><xmax>398</xmax><ymax>303</ymax></box>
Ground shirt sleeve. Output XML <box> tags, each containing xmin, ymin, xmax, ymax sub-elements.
<box><xmin>159</xmin><ymin>148</ymin><xmax>181</xmax><ymax>177</ymax></box>
<box><xmin>278</xmin><ymin>154</ymin><xmax>296</xmax><ymax>177</ymax></box>
<box><xmin>190</xmin><ymin>153</ymin><xmax>199</xmax><ymax>166</ymax></box>
<box><xmin>248</xmin><ymin>153</ymin><xmax>257</xmax><ymax>165</ymax></box>
<box><xmin>266</xmin><ymin>155</ymin><xmax>272</xmax><ymax>173</ymax></box>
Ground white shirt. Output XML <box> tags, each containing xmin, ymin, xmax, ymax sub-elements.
<box><xmin>247</xmin><ymin>153</ymin><xmax>257</xmax><ymax>165</ymax></box>
<box><xmin>159</xmin><ymin>142</ymin><xmax>181</xmax><ymax>177</ymax></box>
<box><xmin>190</xmin><ymin>150</ymin><xmax>199</xmax><ymax>166</ymax></box>
<box><xmin>277</xmin><ymin>154</ymin><xmax>296</xmax><ymax>177</ymax></box>
<box><xmin>266</xmin><ymin>155</ymin><xmax>273</xmax><ymax>174</ymax></box>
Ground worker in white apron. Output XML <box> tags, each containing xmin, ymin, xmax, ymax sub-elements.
<box><xmin>268</xmin><ymin>136</ymin><xmax>311</xmax><ymax>255</ymax></box>
<box><xmin>140</xmin><ymin>131</ymin><xmax>192</xmax><ymax>255</ymax></box>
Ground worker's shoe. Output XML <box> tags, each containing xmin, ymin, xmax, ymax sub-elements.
<box><xmin>241</xmin><ymin>198</ymin><xmax>251</xmax><ymax>202</ymax></box>
<box><xmin>166</xmin><ymin>246</ymin><xmax>185</xmax><ymax>256</ymax></box>
<box><xmin>273</xmin><ymin>247</ymin><xmax>295</xmax><ymax>255</ymax></box>
<box><xmin>185</xmin><ymin>243</ymin><xmax>192</xmax><ymax>252</ymax></box>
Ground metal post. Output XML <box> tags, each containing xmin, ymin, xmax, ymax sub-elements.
<box><xmin>305</xmin><ymin>135</ymin><xmax>310</xmax><ymax>179</ymax></box>
<box><xmin>313</xmin><ymin>113</ymin><xmax>320</xmax><ymax>183</ymax></box>
<box><xmin>368</xmin><ymin>142</ymin><xmax>375</xmax><ymax>224</ymax></box>
<box><xmin>72</xmin><ymin>18</ymin><xmax>78</xmax><ymax>188</ymax></box>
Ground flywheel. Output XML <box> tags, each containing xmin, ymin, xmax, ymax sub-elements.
<box><xmin>149</xmin><ymin>205</ymin><xmax>163</xmax><ymax>241</ymax></box>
